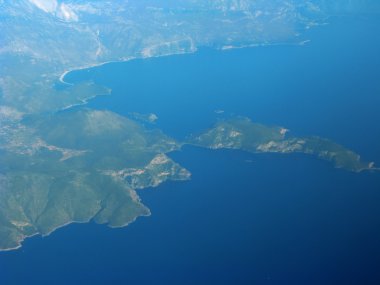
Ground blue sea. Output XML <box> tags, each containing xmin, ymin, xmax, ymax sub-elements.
<box><xmin>1</xmin><ymin>15</ymin><xmax>380</xmax><ymax>284</ymax></box>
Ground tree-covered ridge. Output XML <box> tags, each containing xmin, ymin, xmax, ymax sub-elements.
<box><xmin>190</xmin><ymin>117</ymin><xmax>377</xmax><ymax>173</ymax></box>
<box><xmin>1</xmin><ymin>110</ymin><xmax>377</xmax><ymax>251</ymax></box>
<box><xmin>0</xmin><ymin>109</ymin><xmax>190</xmax><ymax>251</ymax></box>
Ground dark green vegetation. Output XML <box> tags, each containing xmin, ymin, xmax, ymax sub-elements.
<box><xmin>0</xmin><ymin>109</ymin><xmax>190</xmax><ymax>250</ymax></box>
<box><xmin>1</xmin><ymin>0</ymin><xmax>325</xmax><ymax>114</ymax></box>
<box><xmin>0</xmin><ymin>110</ymin><xmax>376</xmax><ymax>251</ymax></box>
<box><xmin>1</xmin><ymin>0</ymin><xmax>379</xmax><ymax>251</ymax></box>
<box><xmin>190</xmin><ymin>118</ymin><xmax>376</xmax><ymax>172</ymax></box>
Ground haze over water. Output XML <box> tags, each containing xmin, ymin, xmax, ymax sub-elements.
<box><xmin>1</xmin><ymin>14</ymin><xmax>380</xmax><ymax>285</ymax></box>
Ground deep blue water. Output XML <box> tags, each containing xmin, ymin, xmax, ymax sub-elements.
<box><xmin>1</xmin><ymin>15</ymin><xmax>380</xmax><ymax>284</ymax></box>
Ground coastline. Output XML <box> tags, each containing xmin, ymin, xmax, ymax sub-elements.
<box><xmin>59</xmin><ymin>89</ymin><xmax>112</xmax><ymax>112</ymax></box>
<box><xmin>58</xmin><ymin>56</ymin><xmax>136</xmax><ymax>86</ymax></box>
<box><xmin>57</xmin><ymin>48</ymin><xmax>199</xmax><ymax>90</ymax></box>
<box><xmin>56</xmin><ymin>39</ymin><xmax>312</xmax><ymax>113</ymax></box>
<box><xmin>3</xmin><ymin>32</ymin><xmax>377</xmax><ymax>253</ymax></box>
<box><xmin>0</xmin><ymin>205</ymin><xmax>152</xmax><ymax>253</ymax></box>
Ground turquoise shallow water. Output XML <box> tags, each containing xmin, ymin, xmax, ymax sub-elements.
<box><xmin>1</xmin><ymin>15</ymin><xmax>380</xmax><ymax>284</ymax></box>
